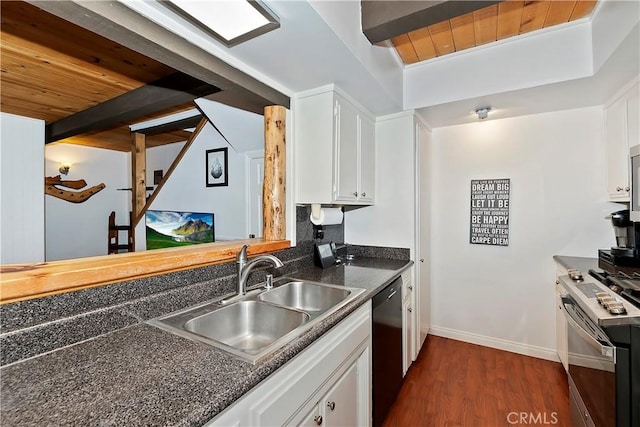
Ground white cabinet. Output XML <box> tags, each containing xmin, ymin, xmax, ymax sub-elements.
<box><xmin>295</xmin><ymin>85</ymin><xmax>375</xmax><ymax>205</ymax></box>
<box><xmin>401</xmin><ymin>269</ymin><xmax>416</xmax><ymax>375</ymax></box>
<box><xmin>555</xmin><ymin>263</ymin><xmax>569</xmax><ymax>372</ymax></box>
<box><xmin>207</xmin><ymin>302</ymin><xmax>371</xmax><ymax>427</ymax></box>
<box><xmin>605</xmin><ymin>80</ymin><xmax>640</xmax><ymax>201</ymax></box>
<box><xmin>299</xmin><ymin>362</ymin><xmax>359</xmax><ymax>427</ymax></box>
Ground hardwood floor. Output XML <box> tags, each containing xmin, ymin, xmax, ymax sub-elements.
<box><xmin>382</xmin><ymin>336</ymin><xmax>571</xmax><ymax>427</ymax></box>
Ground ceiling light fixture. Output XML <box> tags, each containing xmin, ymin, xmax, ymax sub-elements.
<box><xmin>475</xmin><ymin>107</ymin><xmax>491</xmax><ymax>120</ymax></box>
<box><xmin>164</xmin><ymin>0</ymin><xmax>280</xmax><ymax>47</ymax></box>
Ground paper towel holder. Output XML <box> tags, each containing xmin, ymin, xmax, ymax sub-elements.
<box><xmin>310</xmin><ymin>203</ymin><xmax>343</xmax><ymax>225</ymax></box>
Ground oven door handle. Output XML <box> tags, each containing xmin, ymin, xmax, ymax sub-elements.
<box><xmin>562</xmin><ymin>299</ymin><xmax>616</xmax><ymax>362</ymax></box>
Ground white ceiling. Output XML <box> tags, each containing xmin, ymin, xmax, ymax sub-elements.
<box><xmin>125</xmin><ymin>0</ymin><xmax>639</xmax><ymax>128</ymax></box>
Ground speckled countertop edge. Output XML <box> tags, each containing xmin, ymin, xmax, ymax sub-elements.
<box><xmin>0</xmin><ymin>258</ymin><xmax>412</xmax><ymax>427</ymax></box>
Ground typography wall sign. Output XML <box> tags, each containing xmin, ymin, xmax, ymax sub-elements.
<box><xmin>470</xmin><ymin>178</ymin><xmax>510</xmax><ymax>246</ymax></box>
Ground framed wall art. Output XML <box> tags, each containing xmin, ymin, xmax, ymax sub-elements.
<box><xmin>206</xmin><ymin>147</ymin><xmax>228</xmax><ymax>187</ymax></box>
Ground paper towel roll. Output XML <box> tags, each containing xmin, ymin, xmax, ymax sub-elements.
<box><xmin>310</xmin><ymin>207</ymin><xmax>343</xmax><ymax>226</ymax></box>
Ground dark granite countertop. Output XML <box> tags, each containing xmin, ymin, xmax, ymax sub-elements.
<box><xmin>0</xmin><ymin>258</ymin><xmax>412</xmax><ymax>427</ymax></box>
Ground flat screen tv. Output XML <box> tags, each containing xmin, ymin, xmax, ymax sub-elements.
<box><xmin>145</xmin><ymin>210</ymin><xmax>214</xmax><ymax>250</ymax></box>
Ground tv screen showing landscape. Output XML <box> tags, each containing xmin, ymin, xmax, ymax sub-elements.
<box><xmin>145</xmin><ymin>210</ymin><xmax>214</xmax><ymax>250</ymax></box>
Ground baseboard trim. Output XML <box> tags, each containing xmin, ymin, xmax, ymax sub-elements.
<box><xmin>428</xmin><ymin>325</ymin><xmax>560</xmax><ymax>363</ymax></box>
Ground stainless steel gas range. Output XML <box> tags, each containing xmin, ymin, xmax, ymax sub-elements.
<box><xmin>557</xmin><ymin>269</ymin><xmax>640</xmax><ymax>427</ymax></box>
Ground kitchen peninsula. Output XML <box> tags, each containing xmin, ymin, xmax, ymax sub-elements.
<box><xmin>0</xmin><ymin>245</ymin><xmax>411</xmax><ymax>426</ymax></box>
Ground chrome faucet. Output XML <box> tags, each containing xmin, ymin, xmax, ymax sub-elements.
<box><xmin>236</xmin><ymin>244</ymin><xmax>284</xmax><ymax>297</ymax></box>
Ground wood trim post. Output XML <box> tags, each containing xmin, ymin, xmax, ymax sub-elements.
<box><xmin>131</xmin><ymin>132</ymin><xmax>146</xmax><ymax>226</ymax></box>
<box><xmin>263</xmin><ymin>106</ymin><xmax>286</xmax><ymax>240</ymax></box>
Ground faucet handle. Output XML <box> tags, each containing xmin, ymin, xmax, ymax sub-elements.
<box><xmin>237</xmin><ymin>244</ymin><xmax>249</xmax><ymax>263</ymax></box>
<box><xmin>265</xmin><ymin>274</ymin><xmax>274</xmax><ymax>289</ymax></box>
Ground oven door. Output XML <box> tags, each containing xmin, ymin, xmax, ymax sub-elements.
<box><xmin>563</xmin><ymin>297</ymin><xmax>616</xmax><ymax>427</ymax></box>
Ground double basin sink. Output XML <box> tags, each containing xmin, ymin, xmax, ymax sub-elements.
<box><xmin>147</xmin><ymin>278</ymin><xmax>365</xmax><ymax>364</ymax></box>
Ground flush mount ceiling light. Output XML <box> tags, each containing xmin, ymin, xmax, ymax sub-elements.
<box><xmin>475</xmin><ymin>107</ymin><xmax>491</xmax><ymax>120</ymax></box>
<box><xmin>163</xmin><ymin>0</ymin><xmax>280</xmax><ymax>47</ymax></box>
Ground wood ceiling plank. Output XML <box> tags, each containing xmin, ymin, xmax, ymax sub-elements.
<box><xmin>0</xmin><ymin>77</ymin><xmax>115</xmax><ymax>115</ymax></box>
<box><xmin>450</xmin><ymin>12</ymin><xmax>476</xmax><ymax>52</ymax></box>
<box><xmin>497</xmin><ymin>1</ymin><xmax>524</xmax><ymax>40</ymax></box>
<box><xmin>54</xmin><ymin>105</ymin><xmax>197</xmax><ymax>151</ymax></box>
<box><xmin>570</xmin><ymin>0</ymin><xmax>597</xmax><ymax>20</ymax></box>
<box><xmin>391</xmin><ymin>34</ymin><xmax>420</xmax><ymax>64</ymax></box>
<box><xmin>0</xmin><ymin>1</ymin><xmax>175</xmax><ymax>83</ymax></box>
<box><xmin>0</xmin><ymin>94</ymin><xmax>75</xmax><ymax>121</ymax></box>
<box><xmin>543</xmin><ymin>1</ymin><xmax>576</xmax><ymax>27</ymax></box>
<box><xmin>519</xmin><ymin>1</ymin><xmax>551</xmax><ymax>34</ymax></box>
<box><xmin>473</xmin><ymin>4</ymin><xmax>499</xmax><ymax>46</ymax></box>
<box><xmin>428</xmin><ymin>21</ymin><xmax>456</xmax><ymax>56</ymax></box>
<box><xmin>1</xmin><ymin>32</ymin><xmax>144</xmax><ymax>93</ymax></box>
<box><xmin>407</xmin><ymin>28</ymin><xmax>437</xmax><ymax>62</ymax></box>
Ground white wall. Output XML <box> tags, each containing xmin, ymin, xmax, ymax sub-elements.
<box><xmin>0</xmin><ymin>113</ymin><xmax>45</xmax><ymax>264</ymax></box>
<box><xmin>345</xmin><ymin>113</ymin><xmax>416</xmax><ymax>253</ymax></box>
<box><xmin>144</xmin><ymin>124</ymin><xmax>250</xmax><ymax>244</ymax></box>
<box><xmin>44</xmin><ymin>144</ymin><xmax>129</xmax><ymax>261</ymax></box>
<box><xmin>146</xmin><ymin>142</ymin><xmax>185</xmax><ymax>188</ymax></box>
<box><xmin>429</xmin><ymin>106</ymin><xmax>620</xmax><ymax>360</ymax></box>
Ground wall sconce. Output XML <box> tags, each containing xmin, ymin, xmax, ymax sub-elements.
<box><xmin>59</xmin><ymin>162</ymin><xmax>72</xmax><ymax>175</ymax></box>
<box><xmin>475</xmin><ymin>107</ymin><xmax>491</xmax><ymax>120</ymax></box>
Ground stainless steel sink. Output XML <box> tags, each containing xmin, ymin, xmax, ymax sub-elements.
<box><xmin>184</xmin><ymin>301</ymin><xmax>309</xmax><ymax>353</ymax></box>
<box><xmin>258</xmin><ymin>281</ymin><xmax>351</xmax><ymax>311</ymax></box>
<box><xmin>147</xmin><ymin>278</ymin><xmax>365</xmax><ymax>364</ymax></box>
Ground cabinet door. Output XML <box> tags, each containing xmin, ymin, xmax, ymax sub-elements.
<box><xmin>334</xmin><ymin>97</ymin><xmax>359</xmax><ymax>202</ymax></box>
<box><xmin>402</xmin><ymin>298</ymin><xmax>414</xmax><ymax>376</ymax></box>
<box><xmin>324</xmin><ymin>362</ymin><xmax>359</xmax><ymax>426</ymax></box>
<box><xmin>358</xmin><ymin>114</ymin><xmax>375</xmax><ymax>203</ymax></box>
<box><xmin>299</xmin><ymin>405</ymin><xmax>322</xmax><ymax>427</ymax></box>
<box><xmin>606</xmin><ymin>98</ymin><xmax>630</xmax><ymax>200</ymax></box>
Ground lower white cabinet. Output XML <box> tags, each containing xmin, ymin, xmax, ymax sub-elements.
<box><xmin>207</xmin><ymin>302</ymin><xmax>371</xmax><ymax>427</ymax></box>
<box><xmin>401</xmin><ymin>269</ymin><xmax>415</xmax><ymax>375</ymax></box>
<box><xmin>299</xmin><ymin>362</ymin><xmax>359</xmax><ymax>426</ymax></box>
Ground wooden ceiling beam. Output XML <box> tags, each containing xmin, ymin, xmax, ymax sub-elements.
<box><xmin>361</xmin><ymin>0</ymin><xmax>504</xmax><ymax>44</ymax></box>
<box><xmin>28</xmin><ymin>0</ymin><xmax>290</xmax><ymax>113</ymax></box>
<box><xmin>45</xmin><ymin>73</ymin><xmax>219</xmax><ymax>143</ymax></box>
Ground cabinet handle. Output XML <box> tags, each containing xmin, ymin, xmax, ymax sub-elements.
<box><xmin>327</xmin><ymin>401</ymin><xmax>336</xmax><ymax>411</ymax></box>
<box><xmin>408</xmin><ymin>285</ymin><xmax>413</xmax><ymax>291</ymax></box>
<box><xmin>361</xmin><ymin>192</ymin><xmax>366</xmax><ymax>197</ymax></box>
<box><xmin>353</xmin><ymin>191</ymin><xmax>358</xmax><ymax>197</ymax></box>
<box><xmin>617</xmin><ymin>186</ymin><xmax>625</xmax><ymax>192</ymax></box>
<box><xmin>626</xmin><ymin>187</ymin><xmax>631</xmax><ymax>191</ymax></box>
<box><xmin>420</xmin><ymin>258</ymin><xmax>424</xmax><ymax>263</ymax></box>
<box><xmin>408</xmin><ymin>307</ymin><xmax>413</xmax><ymax>313</ymax></box>
<box><xmin>556</xmin><ymin>280</ymin><xmax>560</xmax><ymax>285</ymax></box>
<box><xmin>314</xmin><ymin>415</ymin><xmax>323</xmax><ymax>425</ymax></box>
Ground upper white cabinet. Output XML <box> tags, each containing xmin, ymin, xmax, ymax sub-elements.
<box><xmin>605</xmin><ymin>80</ymin><xmax>639</xmax><ymax>201</ymax></box>
<box><xmin>295</xmin><ymin>85</ymin><xmax>375</xmax><ymax>205</ymax></box>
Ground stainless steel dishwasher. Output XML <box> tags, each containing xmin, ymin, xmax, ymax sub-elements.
<box><xmin>372</xmin><ymin>276</ymin><xmax>404</xmax><ymax>427</ymax></box>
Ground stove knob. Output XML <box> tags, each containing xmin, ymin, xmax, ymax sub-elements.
<box><xmin>568</xmin><ymin>269</ymin><xmax>583</xmax><ymax>281</ymax></box>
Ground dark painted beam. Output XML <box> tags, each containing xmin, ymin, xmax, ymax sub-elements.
<box><xmin>134</xmin><ymin>114</ymin><xmax>203</xmax><ymax>136</ymax></box>
<box><xmin>362</xmin><ymin>0</ymin><xmax>504</xmax><ymax>44</ymax></box>
<box><xmin>29</xmin><ymin>0</ymin><xmax>290</xmax><ymax>112</ymax></box>
<box><xmin>46</xmin><ymin>73</ymin><xmax>218</xmax><ymax>143</ymax></box>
